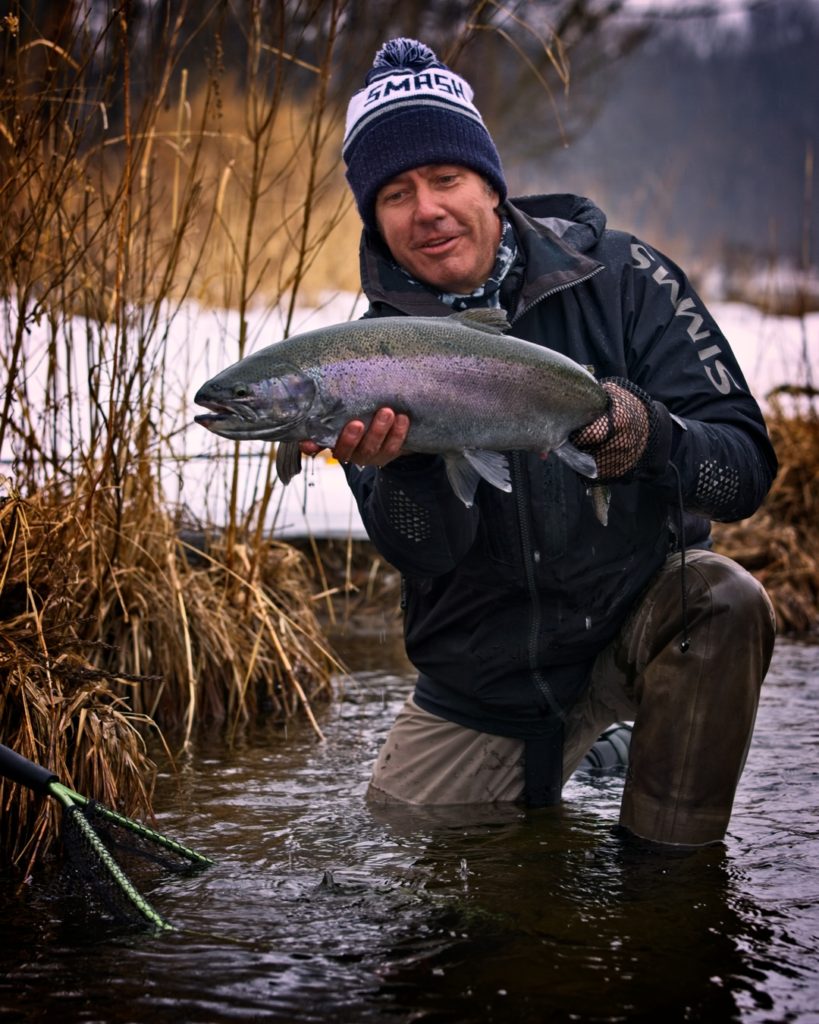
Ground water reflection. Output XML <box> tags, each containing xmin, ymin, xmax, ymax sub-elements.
<box><xmin>365</xmin><ymin>802</ymin><xmax>770</xmax><ymax>1021</ymax></box>
<box><xmin>0</xmin><ymin>640</ymin><xmax>817</xmax><ymax>1023</ymax></box>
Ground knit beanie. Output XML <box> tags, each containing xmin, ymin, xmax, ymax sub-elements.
<box><xmin>343</xmin><ymin>38</ymin><xmax>507</xmax><ymax>234</ymax></box>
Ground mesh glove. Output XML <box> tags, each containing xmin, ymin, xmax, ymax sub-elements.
<box><xmin>571</xmin><ymin>378</ymin><xmax>662</xmax><ymax>481</ymax></box>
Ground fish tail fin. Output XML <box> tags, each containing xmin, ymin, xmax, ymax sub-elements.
<box><xmin>444</xmin><ymin>450</ymin><xmax>511</xmax><ymax>507</ymax></box>
<box><xmin>275</xmin><ymin>440</ymin><xmax>303</xmax><ymax>485</ymax></box>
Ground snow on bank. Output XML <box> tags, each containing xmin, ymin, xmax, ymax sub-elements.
<box><xmin>2</xmin><ymin>295</ymin><xmax>816</xmax><ymax>540</ymax></box>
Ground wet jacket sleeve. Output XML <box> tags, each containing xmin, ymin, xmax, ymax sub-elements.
<box><xmin>342</xmin><ymin>456</ymin><xmax>480</xmax><ymax>578</ymax></box>
<box><xmin>619</xmin><ymin>239</ymin><xmax>778</xmax><ymax>522</ymax></box>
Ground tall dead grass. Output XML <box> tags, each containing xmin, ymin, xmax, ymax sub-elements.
<box><xmin>0</xmin><ymin>1</ymin><xmax>349</xmax><ymax>869</ymax></box>
<box><xmin>0</xmin><ymin>467</ymin><xmax>339</xmax><ymax>866</ymax></box>
<box><xmin>712</xmin><ymin>406</ymin><xmax>819</xmax><ymax>637</ymax></box>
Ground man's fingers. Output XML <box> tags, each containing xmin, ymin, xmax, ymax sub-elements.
<box><xmin>335</xmin><ymin>409</ymin><xmax>410</xmax><ymax>467</ymax></box>
<box><xmin>383</xmin><ymin>413</ymin><xmax>410</xmax><ymax>456</ymax></box>
<box><xmin>353</xmin><ymin>408</ymin><xmax>395</xmax><ymax>461</ymax></box>
<box><xmin>298</xmin><ymin>409</ymin><xmax>411</xmax><ymax>467</ymax></box>
<box><xmin>333</xmin><ymin>421</ymin><xmax>366</xmax><ymax>462</ymax></box>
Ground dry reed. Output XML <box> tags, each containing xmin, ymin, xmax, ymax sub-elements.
<box><xmin>0</xmin><ymin>1</ymin><xmax>352</xmax><ymax>870</ymax></box>
<box><xmin>712</xmin><ymin>408</ymin><xmax>819</xmax><ymax>637</ymax></box>
<box><xmin>0</xmin><ymin>469</ymin><xmax>339</xmax><ymax>869</ymax></box>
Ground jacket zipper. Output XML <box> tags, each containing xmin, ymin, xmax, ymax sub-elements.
<box><xmin>510</xmin><ymin>265</ymin><xmax>605</xmax><ymax>328</ymax></box>
<box><xmin>509</xmin><ymin>267</ymin><xmax>604</xmax><ymax>720</ymax></box>
<box><xmin>511</xmin><ymin>451</ymin><xmax>565</xmax><ymax>721</ymax></box>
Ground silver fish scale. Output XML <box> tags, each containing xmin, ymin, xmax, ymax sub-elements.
<box><xmin>318</xmin><ymin>351</ymin><xmax>589</xmax><ymax>454</ymax></box>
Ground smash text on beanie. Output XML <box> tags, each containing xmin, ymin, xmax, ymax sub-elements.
<box><xmin>342</xmin><ymin>38</ymin><xmax>507</xmax><ymax>233</ymax></box>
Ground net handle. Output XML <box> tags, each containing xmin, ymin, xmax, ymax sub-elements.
<box><xmin>0</xmin><ymin>743</ymin><xmax>58</xmax><ymax>794</ymax></box>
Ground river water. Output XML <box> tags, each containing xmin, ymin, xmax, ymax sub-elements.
<box><xmin>1</xmin><ymin>636</ymin><xmax>817</xmax><ymax>1023</ymax></box>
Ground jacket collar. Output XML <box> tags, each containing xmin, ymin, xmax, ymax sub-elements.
<box><xmin>358</xmin><ymin>194</ymin><xmax>604</xmax><ymax>318</ymax></box>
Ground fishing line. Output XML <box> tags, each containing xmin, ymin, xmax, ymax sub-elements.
<box><xmin>669</xmin><ymin>462</ymin><xmax>691</xmax><ymax>654</ymax></box>
<box><xmin>0</xmin><ymin>742</ymin><xmax>213</xmax><ymax>931</ymax></box>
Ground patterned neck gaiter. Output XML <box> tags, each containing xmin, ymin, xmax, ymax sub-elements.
<box><xmin>395</xmin><ymin>216</ymin><xmax>519</xmax><ymax>311</ymax></box>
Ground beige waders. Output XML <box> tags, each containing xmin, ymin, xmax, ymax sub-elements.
<box><xmin>367</xmin><ymin>550</ymin><xmax>776</xmax><ymax>847</ymax></box>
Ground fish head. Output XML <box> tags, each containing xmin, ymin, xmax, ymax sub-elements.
<box><xmin>194</xmin><ymin>361</ymin><xmax>316</xmax><ymax>441</ymax></box>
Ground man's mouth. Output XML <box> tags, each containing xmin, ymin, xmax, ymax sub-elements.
<box><xmin>416</xmin><ymin>234</ymin><xmax>460</xmax><ymax>254</ymax></box>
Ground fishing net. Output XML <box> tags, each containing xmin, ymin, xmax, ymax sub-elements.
<box><xmin>572</xmin><ymin>378</ymin><xmax>662</xmax><ymax>481</ymax></box>
<box><xmin>60</xmin><ymin>805</ymin><xmax>168</xmax><ymax>927</ymax></box>
<box><xmin>83</xmin><ymin>801</ymin><xmax>207</xmax><ymax>874</ymax></box>
<box><xmin>59</xmin><ymin>801</ymin><xmax>208</xmax><ymax>928</ymax></box>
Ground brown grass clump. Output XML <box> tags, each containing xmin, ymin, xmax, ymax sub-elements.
<box><xmin>1</xmin><ymin>3</ymin><xmax>351</xmax><ymax>871</ymax></box>
<box><xmin>712</xmin><ymin>410</ymin><xmax>819</xmax><ymax>637</ymax></box>
<box><xmin>0</xmin><ymin>472</ymin><xmax>338</xmax><ymax>869</ymax></box>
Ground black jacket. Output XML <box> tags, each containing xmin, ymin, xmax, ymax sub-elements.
<box><xmin>343</xmin><ymin>194</ymin><xmax>777</xmax><ymax>738</ymax></box>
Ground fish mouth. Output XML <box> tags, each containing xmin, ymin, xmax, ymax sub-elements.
<box><xmin>194</xmin><ymin>399</ymin><xmax>287</xmax><ymax>441</ymax></box>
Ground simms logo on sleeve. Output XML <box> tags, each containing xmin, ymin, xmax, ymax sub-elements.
<box><xmin>631</xmin><ymin>243</ymin><xmax>739</xmax><ymax>395</ymax></box>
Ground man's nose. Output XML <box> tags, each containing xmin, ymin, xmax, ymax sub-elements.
<box><xmin>413</xmin><ymin>184</ymin><xmax>446</xmax><ymax>220</ymax></box>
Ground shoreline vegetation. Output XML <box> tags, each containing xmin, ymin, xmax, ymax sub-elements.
<box><xmin>1</xmin><ymin>3</ymin><xmax>816</xmax><ymax>874</ymax></box>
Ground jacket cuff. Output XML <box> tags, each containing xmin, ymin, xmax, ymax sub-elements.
<box><xmin>634</xmin><ymin>400</ymin><xmax>674</xmax><ymax>479</ymax></box>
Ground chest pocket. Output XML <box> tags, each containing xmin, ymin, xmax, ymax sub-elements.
<box><xmin>471</xmin><ymin>453</ymin><xmax>586</xmax><ymax>574</ymax></box>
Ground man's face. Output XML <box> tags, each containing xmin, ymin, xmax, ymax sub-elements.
<box><xmin>374</xmin><ymin>165</ymin><xmax>502</xmax><ymax>295</ymax></box>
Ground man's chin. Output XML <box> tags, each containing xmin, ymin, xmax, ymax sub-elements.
<box><xmin>410</xmin><ymin>261</ymin><xmax>478</xmax><ymax>296</ymax></box>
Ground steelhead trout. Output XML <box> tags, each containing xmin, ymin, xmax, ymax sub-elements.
<box><xmin>194</xmin><ymin>308</ymin><xmax>608</xmax><ymax>510</ymax></box>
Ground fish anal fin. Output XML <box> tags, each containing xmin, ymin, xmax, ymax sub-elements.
<box><xmin>587</xmin><ymin>483</ymin><xmax>611</xmax><ymax>526</ymax></box>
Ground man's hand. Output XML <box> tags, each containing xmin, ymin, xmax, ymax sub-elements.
<box><xmin>571</xmin><ymin>381</ymin><xmax>651</xmax><ymax>479</ymax></box>
<box><xmin>299</xmin><ymin>407</ymin><xmax>411</xmax><ymax>468</ymax></box>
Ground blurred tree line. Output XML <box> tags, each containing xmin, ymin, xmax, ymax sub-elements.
<box><xmin>1</xmin><ymin>0</ymin><xmax>651</xmax><ymax>164</ymax></box>
<box><xmin>538</xmin><ymin>0</ymin><xmax>819</xmax><ymax>295</ymax></box>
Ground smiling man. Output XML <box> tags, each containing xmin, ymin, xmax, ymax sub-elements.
<box><xmin>302</xmin><ymin>38</ymin><xmax>778</xmax><ymax>850</ymax></box>
<box><xmin>374</xmin><ymin>165</ymin><xmax>502</xmax><ymax>294</ymax></box>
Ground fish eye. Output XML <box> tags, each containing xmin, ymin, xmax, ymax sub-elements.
<box><xmin>232</xmin><ymin>383</ymin><xmax>250</xmax><ymax>398</ymax></box>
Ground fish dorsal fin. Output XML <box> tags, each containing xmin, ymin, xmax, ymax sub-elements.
<box><xmin>448</xmin><ymin>308</ymin><xmax>511</xmax><ymax>335</ymax></box>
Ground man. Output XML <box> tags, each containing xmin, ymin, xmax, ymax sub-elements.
<box><xmin>302</xmin><ymin>38</ymin><xmax>777</xmax><ymax>847</ymax></box>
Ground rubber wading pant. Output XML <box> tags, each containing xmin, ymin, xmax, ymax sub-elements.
<box><xmin>366</xmin><ymin>550</ymin><xmax>777</xmax><ymax>847</ymax></box>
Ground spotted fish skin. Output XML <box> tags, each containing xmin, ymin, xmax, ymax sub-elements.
<box><xmin>194</xmin><ymin>308</ymin><xmax>608</xmax><ymax>509</ymax></box>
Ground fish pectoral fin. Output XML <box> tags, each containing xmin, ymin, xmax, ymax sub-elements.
<box><xmin>552</xmin><ymin>439</ymin><xmax>598</xmax><ymax>480</ymax></box>
<box><xmin>275</xmin><ymin>440</ymin><xmax>303</xmax><ymax>485</ymax></box>
<box><xmin>444</xmin><ymin>449</ymin><xmax>512</xmax><ymax>507</ymax></box>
